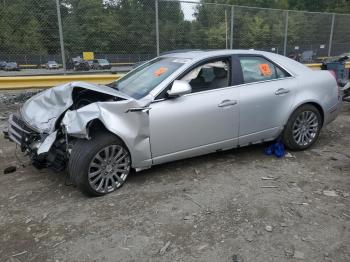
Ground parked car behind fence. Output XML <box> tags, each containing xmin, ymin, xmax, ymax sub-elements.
<box><xmin>92</xmin><ymin>59</ymin><xmax>111</xmax><ymax>70</ymax></box>
<box><xmin>4</xmin><ymin>62</ymin><xmax>20</xmax><ymax>71</ymax></box>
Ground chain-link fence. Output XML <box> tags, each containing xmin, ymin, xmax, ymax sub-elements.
<box><xmin>0</xmin><ymin>0</ymin><xmax>350</xmax><ymax>74</ymax></box>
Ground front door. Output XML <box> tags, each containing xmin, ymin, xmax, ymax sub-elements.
<box><xmin>149</xmin><ymin>57</ymin><xmax>239</xmax><ymax>164</ymax></box>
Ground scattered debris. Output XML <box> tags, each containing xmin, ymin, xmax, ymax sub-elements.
<box><xmin>3</xmin><ymin>166</ymin><xmax>16</xmax><ymax>174</ymax></box>
<box><xmin>301</xmin><ymin>235</ymin><xmax>314</xmax><ymax>242</ymax></box>
<box><xmin>342</xmin><ymin>213</ymin><xmax>350</xmax><ymax>219</ymax></box>
<box><xmin>310</xmin><ymin>149</ymin><xmax>322</xmax><ymax>156</ymax></box>
<box><xmin>52</xmin><ymin>240</ymin><xmax>66</xmax><ymax>248</ymax></box>
<box><xmin>194</xmin><ymin>168</ymin><xmax>200</xmax><ymax>175</ymax></box>
<box><xmin>40</xmin><ymin>212</ymin><xmax>50</xmax><ymax>222</ymax></box>
<box><xmin>197</xmin><ymin>244</ymin><xmax>209</xmax><ymax>251</ymax></box>
<box><xmin>261</xmin><ymin>176</ymin><xmax>275</xmax><ymax>180</ymax></box>
<box><xmin>12</xmin><ymin>251</ymin><xmax>27</xmax><ymax>257</ymax></box>
<box><xmin>265</xmin><ymin>225</ymin><xmax>273</xmax><ymax>232</ymax></box>
<box><xmin>231</xmin><ymin>254</ymin><xmax>243</xmax><ymax>262</ymax></box>
<box><xmin>159</xmin><ymin>241</ymin><xmax>171</xmax><ymax>255</ymax></box>
<box><xmin>9</xmin><ymin>194</ymin><xmax>18</xmax><ymax>200</ymax></box>
<box><xmin>261</xmin><ymin>185</ymin><xmax>278</xmax><ymax>188</ymax></box>
<box><xmin>341</xmin><ymin>192</ymin><xmax>349</xmax><ymax>197</ymax></box>
<box><xmin>293</xmin><ymin>250</ymin><xmax>305</xmax><ymax>259</ymax></box>
<box><xmin>244</xmin><ymin>233</ymin><xmax>254</xmax><ymax>242</ymax></box>
<box><xmin>184</xmin><ymin>194</ymin><xmax>203</xmax><ymax>208</ymax></box>
<box><xmin>285</xmin><ymin>152</ymin><xmax>295</xmax><ymax>158</ymax></box>
<box><xmin>323</xmin><ymin>190</ymin><xmax>338</xmax><ymax>197</ymax></box>
<box><xmin>284</xmin><ymin>248</ymin><xmax>294</xmax><ymax>257</ymax></box>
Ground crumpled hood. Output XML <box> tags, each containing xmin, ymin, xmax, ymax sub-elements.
<box><xmin>20</xmin><ymin>81</ymin><xmax>131</xmax><ymax>133</ymax></box>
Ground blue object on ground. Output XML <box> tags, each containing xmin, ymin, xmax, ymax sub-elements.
<box><xmin>264</xmin><ymin>141</ymin><xmax>285</xmax><ymax>158</ymax></box>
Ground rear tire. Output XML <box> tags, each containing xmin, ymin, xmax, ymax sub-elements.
<box><xmin>69</xmin><ymin>132</ymin><xmax>131</xmax><ymax>197</ymax></box>
<box><xmin>282</xmin><ymin>104</ymin><xmax>322</xmax><ymax>151</ymax></box>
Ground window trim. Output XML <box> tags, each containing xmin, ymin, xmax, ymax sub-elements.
<box><xmin>236</xmin><ymin>54</ymin><xmax>294</xmax><ymax>85</ymax></box>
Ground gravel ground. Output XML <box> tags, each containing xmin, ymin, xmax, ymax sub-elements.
<box><xmin>0</xmin><ymin>91</ymin><xmax>349</xmax><ymax>262</ymax></box>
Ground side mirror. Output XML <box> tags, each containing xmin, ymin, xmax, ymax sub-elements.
<box><xmin>167</xmin><ymin>80</ymin><xmax>192</xmax><ymax>97</ymax></box>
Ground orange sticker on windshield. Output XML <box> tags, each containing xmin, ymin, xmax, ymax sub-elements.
<box><xmin>259</xmin><ymin>63</ymin><xmax>272</xmax><ymax>76</ymax></box>
<box><xmin>154</xmin><ymin>67</ymin><xmax>168</xmax><ymax>76</ymax></box>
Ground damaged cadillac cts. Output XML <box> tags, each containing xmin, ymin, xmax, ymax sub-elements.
<box><xmin>5</xmin><ymin>50</ymin><xmax>341</xmax><ymax>196</ymax></box>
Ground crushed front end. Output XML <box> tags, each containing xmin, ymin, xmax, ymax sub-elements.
<box><xmin>6</xmin><ymin>113</ymin><xmax>68</xmax><ymax>171</ymax></box>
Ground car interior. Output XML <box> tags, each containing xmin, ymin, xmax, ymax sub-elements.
<box><xmin>182</xmin><ymin>60</ymin><xmax>229</xmax><ymax>93</ymax></box>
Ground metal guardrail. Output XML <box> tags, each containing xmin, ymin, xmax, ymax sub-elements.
<box><xmin>0</xmin><ymin>62</ymin><xmax>349</xmax><ymax>91</ymax></box>
<box><xmin>19</xmin><ymin>62</ymin><xmax>134</xmax><ymax>69</ymax></box>
<box><xmin>0</xmin><ymin>74</ymin><xmax>122</xmax><ymax>90</ymax></box>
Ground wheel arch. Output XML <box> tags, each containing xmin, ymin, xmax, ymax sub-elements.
<box><xmin>287</xmin><ymin>100</ymin><xmax>325</xmax><ymax>127</ymax></box>
<box><xmin>86</xmin><ymin>118</ymin><xmax>134</xmax><ymax>164</ymax></box>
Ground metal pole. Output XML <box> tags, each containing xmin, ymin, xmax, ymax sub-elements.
<box><xmin>225</xmin><ymin>10</ymin><xmax>228</xmax><ymax>49</ymax></box>
<box><xmin>283</xmin><ymin>11</ymin><xmax>289</xmax><ymax>56</ymax></box>
<box><xmin>56</xmin><ymin>0</ymin><xmax>66</xmax><ymax>73</ymax></box>
<box><xmin>155</xmin><ymin>0</ymin><xmax>160</xmax><ymax>56</ymax></box>
<box><xmin>230</xmin><ymin>6</ymin><xmax>234</xmax><ymax>49</ymax></box>
<box><xmin>328</xmin><ymin>14</ymin><xmax>335</xmax><ymax>57</ymax></box>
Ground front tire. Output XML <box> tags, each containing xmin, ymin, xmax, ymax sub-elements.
<box><xmin>282</xmin><ymin>104</ymin><xmax>322</xmax><ymax>151</ymax></box>
<box><xmin>69</xmin><ymin>132</ymin><xmax>131</xmax><ymax>197</ymax></box>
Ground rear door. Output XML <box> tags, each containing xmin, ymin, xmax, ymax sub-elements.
<box><xmin>237</xmin><ymin>55</ymin><xmax>296</xmax><ymax>145</ymax></box>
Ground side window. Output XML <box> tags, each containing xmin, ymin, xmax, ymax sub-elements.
<box><xmin>239</xmin><ymin>56</ymin><xmax>289</xmax><ymax>84</ymax></box>
<box><xmin>180</xmin><ymin>58</ymin><xmax>230</xmax><ymax>93</ymax></box>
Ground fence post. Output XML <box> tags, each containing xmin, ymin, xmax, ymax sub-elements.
<box><xmin>230</xmin><ymin>6</ymin><xmax>234</xmax><ymax>49</ymax></box>
<box><xmin>155</xmin><ymin>0</ymin><xmax>160</xmax><ymax>56</ymax></box>
<box><xmin>328</xmin><ymin>13</ymin><xmax>335</xmax><ymax>57</ymax></box>
<box><xmin>283</xmin><ymin>11</ymin><xmax>289</xmax><ymax>56</ymax></box>
<box><xmin>56</xmin><ymin>0</ymin><xmax>66</xmax><ymax>73</ymax></box>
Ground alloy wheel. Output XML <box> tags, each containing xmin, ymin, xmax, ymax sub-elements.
<box><xmin>88</xmin><ymin>145</ymin><xmax>130</xmax><ymax>194</ymax></box>
<box><xmin>292</xmin><ymin>111</ymin><xmax>319</xmax><ymax>146</ymax></box>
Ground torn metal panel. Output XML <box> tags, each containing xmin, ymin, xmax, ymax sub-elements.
<box><xmin>62</xmin><ymin>99</ymin><xmax>152</xmax><ymax>168</ymax></box>
<box><xmin>20</xmin><ymin>81</ymin><xmax>130</xmax><ymax>133</ymax></box>
<box><xmin>37</xmin><ymin>131</ymin><xmax>57</xmax><ymax>155</ymax></box>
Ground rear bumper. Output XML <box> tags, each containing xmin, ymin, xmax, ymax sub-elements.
<box><xmin>324</xmin><ymin>98</ymin><xmax>342</xmax><ymax>125</ymax></box>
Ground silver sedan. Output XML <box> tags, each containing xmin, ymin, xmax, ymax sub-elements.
<box><xmin>6</xmin><ymin>50</ymin><xmax>341</xmax><ymax>196</ymax></box>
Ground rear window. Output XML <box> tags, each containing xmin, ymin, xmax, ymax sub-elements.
<box><xmin>239</xmin><ymin>56</ymin><xmax>290</xmax><ymax>84</ymax></box>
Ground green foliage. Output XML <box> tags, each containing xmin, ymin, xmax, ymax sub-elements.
<box><xmin>0</xmin><ymin>0</ymin><xmax>349</xmax><ymax>56</ymax></box>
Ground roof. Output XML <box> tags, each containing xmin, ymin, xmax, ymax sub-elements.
<box><xmin>161</xmin><ymin>49</ymin><xmax>312</xmax><ymax>75</ymax></box>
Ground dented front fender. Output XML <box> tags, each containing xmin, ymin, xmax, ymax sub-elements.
<box><xmin>62</xmin><ymin>100</ymin><xmax>152</xmax><ymax>168</ymax></box>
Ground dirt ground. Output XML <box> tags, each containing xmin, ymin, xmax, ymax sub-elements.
<box><xmin>0</xmin><ymin>91</ymin><xmax>349</xmax><ymax>262</ymax></box>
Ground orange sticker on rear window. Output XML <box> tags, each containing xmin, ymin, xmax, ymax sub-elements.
<box><xmin>154</xmin><ymin>67</ymin><xmax>168</xmax><ymax>76</ymax></box>
<box><xmin>259</xmin><ymin>63</ymin><xmax>272</xmax><ymax>76</ymax></box>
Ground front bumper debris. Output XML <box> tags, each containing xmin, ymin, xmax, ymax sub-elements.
<box><xmin>5</xmin><ymin>113</ymin><xmax>67</xmax><ymax>171</ymax></box>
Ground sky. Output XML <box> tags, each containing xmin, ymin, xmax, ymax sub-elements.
<box><xmin>180</xmin><ymin>0</ymin><xmax>200</xmax><ymax>21</ymax></box>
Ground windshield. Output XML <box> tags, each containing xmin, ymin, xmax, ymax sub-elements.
<box><xmin>48</xmin><ymin>61</ymin><xmax>57</xmax><ymax>64</ymax></box>
<box><xmin>109</xmin><ymin>57</ymin><xmax>187</xmax><ymax>99</ymax></box>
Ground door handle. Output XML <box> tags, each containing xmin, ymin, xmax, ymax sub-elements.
<box><xmin>275</xmin><ymin>88</ymin><xmax>290</xmax><ymax>95</ymax></box>
<box><xmin>218</xmin><ymin>100</ymin><xmax>237</xmax><ymax>107</ymax></box>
